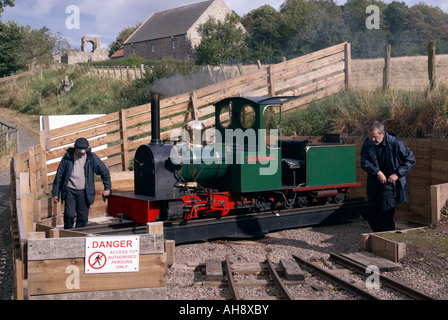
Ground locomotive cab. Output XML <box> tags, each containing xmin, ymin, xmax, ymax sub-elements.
<box><xmin>215</xmin><ymin>97</ymin><xmax>283</xmax><ymax>192</ymax></box>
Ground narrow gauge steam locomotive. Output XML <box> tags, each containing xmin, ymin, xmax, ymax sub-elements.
<box><xmin>108</xmin><ymin>94</ymin><xmax>361</xmax><ymax>224</ymax></box>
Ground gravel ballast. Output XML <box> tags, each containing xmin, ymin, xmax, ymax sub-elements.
<box><xmin>168</xmin><ymin>216</ymin><xmax>448</xmax><ymax>300</ymax></box>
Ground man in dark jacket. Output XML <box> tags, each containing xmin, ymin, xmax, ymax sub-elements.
<box><xmin>52</xmin><ymin>137</ymin><xmax>111</xmax><ymax>229</ymax></box>
<box><xmin>361</xmin><ymin>121</ymin><xmax>415</xmax><ymax>232</ymax></box>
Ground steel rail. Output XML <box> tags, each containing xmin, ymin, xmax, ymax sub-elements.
<box><xmin>329</xmin><ymin>253</ymin><xmax>436</xmax><ymax>300</ymax></box>
<box><xmin>292</xmin><ymin>254</ymin><xmax>379</xmax><ymax>300</ymax></box>
<box><xmin>225</xmin><ymin>255</ymin><xmax>241</xmax><ymax>300</ymax></box>
<box><xmin>265</xmin><ymin>257</ymin><xmax>294</xmax><ymax>300</ymax></box>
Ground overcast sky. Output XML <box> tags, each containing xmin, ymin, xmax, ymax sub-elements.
<box><xmin>1</xmin><ymin>0</ymin><xmax>447</xmax><ymax>50</ymax></box>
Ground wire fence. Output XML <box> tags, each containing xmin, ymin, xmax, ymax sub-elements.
<box><xmin>351</xmin><ymin>54</ymin><xmax>448</xmax><ymax>90</ymax></box>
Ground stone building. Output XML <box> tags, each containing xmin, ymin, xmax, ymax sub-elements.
<box><xmin>123</xmin><ymin>0</ymin><xmax>241</xmax><ymax>60</ymax></box>
<box><xmin>55</xmin><ymin>36</ymin><xmax>109</xmax><ymax>65</ymax></box>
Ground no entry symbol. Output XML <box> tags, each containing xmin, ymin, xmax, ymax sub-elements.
<box><xmin>88</xmin><ymin>252</ymin><xmax>107</xmax><ymax>270</ymax></box>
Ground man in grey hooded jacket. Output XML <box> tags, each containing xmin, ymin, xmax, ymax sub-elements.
<box><xmin>361</xmin><ymin>121</ymin><xmax>415</xmax><ymax>232</ymax></box>
<box><xmin>52</xmin><ymin>137</ymin><xmax>111</xmax><ymax>229</ymax></box>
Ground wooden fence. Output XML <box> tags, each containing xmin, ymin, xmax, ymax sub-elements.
<box><xmin>0</xmin><ymin>121</ymin><xmax>19</xmax><ymax>156</ymax></box>
<box><xmin>348</xmin><ymin>137</ymin><xmax>448</xmax><ymax>226</ymax></box>
<box><xmin>352</xmin><ymin>42</ymin><xmax>448</xmax><ymax>91</ymax></box>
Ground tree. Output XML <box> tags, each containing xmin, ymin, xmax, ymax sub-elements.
<box><xmin>195</xmin><ymin>12</ymin><xmax>247</xmax><ymax>65</ymax></box>
<box><xmin>308</xmin><ymin>0</ymin><xmax>350</xmax><ymax>52</ymax></box>
<box><xmin>279</xmin><ymin>0</ymin><xmax>349</xmax><ymax>58</ymax></box>
<box><xmin>0</xmin><ymin>0</ymin><xmax>14</xmax><ymax>16</ymax></box>
<box><xmin>0</xmin><ymin>20</ymin><xmax>25</xmax><ymax>76</ymax></box>
<box><xmin>280</xmin><ymin>0</ymin><xmax>321</xmax><ymax>56</ymax></box>
<box><xmin>383</xmin><ymin>1</ymin><xmax>409</xmax><ymax>34</ymax></box>
<box><xmin>388</xmin><ymin>3</ymin><xmax>448</xmax><ymax>55</ymax></box>
<box><xmin>16</xmin><ymin>26</ymin><xmax>70</xmax><ymax>72</ymax></box>
<box><xmin>108</xmin><ymin>23</ymin><xmax>141</xmax><ymax>57</ymax></box>
<box><xmin>242</xmin><ymin>5</ymin><xmax>286</xmax><ymax>62</ymax></box>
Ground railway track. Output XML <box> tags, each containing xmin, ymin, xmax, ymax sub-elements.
<box><xmin>224</xmin><ymin>255</ymin><xmax>295</xmax><ymax>300</ymax></box>
<box><xmin>292</xmin><ymin>253</ymin><xmax>436</xmax><ymax>300</ymax></box>
<box><xmin>328</xmin><ymin>253</ymin><xmax>436</xmax><ymax>300</ymax></box>
<box><xmin>197</xmin><ymin>253</ymin><xmax>436</xmax><ymax>300</ymax></box>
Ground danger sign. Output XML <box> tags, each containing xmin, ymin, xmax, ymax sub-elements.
<box><xmin>85</xmin><ymin>236</ymin><xmax>140</xmax><ymax>274</ymax></box>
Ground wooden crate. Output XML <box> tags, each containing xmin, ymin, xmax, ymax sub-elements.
<box><xmin>26</xmin><ymin>230</ymin><xmax>167</xmax><ymax>300</ymax></box>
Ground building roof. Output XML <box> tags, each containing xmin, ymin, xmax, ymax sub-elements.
<box><xmin>124</xmin><ymin>0</ymin><xmax>214</xmax><ymax>44</ymax></box>
<box><xmin>110</xmin><ymin>47</ymin><xmax>124</xmax><ymax>59</ymax></box>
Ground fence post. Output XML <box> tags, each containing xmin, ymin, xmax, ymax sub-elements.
<box><xmin>120</xmin><ymin>109</ymin><xmax>129</xmax><ymax>171</ymax></box>
<box><xmin>383</xmin><ymin>44</ymin><xmax>391</xmax><ymax>91</ymax></box>
<box><xmin>267</xmin><ymin>65</ymin><xmax>276</xmax><ymax>96</ymax></box>
<box><xmin>428</xmin><ymin>41</ymin><xmax>436</xmax><ymax>91</ymax></box>
<box><xmin>219</xmin><ymin>64</ymin><xmax>227</xmax><ymax>80</ymax></box>
<box><xmin>5</xmin><ymin>131</ymin><xmax>9</xmax><ymax>154</ymax></box>
<box><xmin>190</xmin><ymin>91</ymin><xmax>198</xmax><ymax>121</ymax></box>
<box><xmin>140</xmin><ymin>64</ymin><xmax>145</xmax><ymax>79</ymax></box>
<box><xmin>39</xmin><ymin>131</ymin><xmax>48</xmax><ymax>193</ymax></box>
<box><xmin>344</xmin><ymin>43</ymin><xmax>351</xmax><ymax>89</ymax></box>
<box><xmin>206</xmin><ymin>65</ymin><xmax>215</xmax><ymax>83</ymax></box>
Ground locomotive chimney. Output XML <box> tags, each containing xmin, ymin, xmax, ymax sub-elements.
<box><xmin>150</xmin><ymin>92</ymin><xmax>162</xmax><ymax>145</ymax></box>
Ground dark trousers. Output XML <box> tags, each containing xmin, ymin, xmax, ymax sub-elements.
<box><xmin>365</xmin><ymin>187</ymin><xmax>396</xmax><ymax>232</ymax></box>
<box><xmin>64</xmin><ymin>188</ymin><xmax>90</xmax><ymax>229</ymax></box>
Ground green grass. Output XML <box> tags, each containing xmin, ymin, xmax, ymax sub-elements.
<box><xmin>0</xmin><ymin>68</ymin><xmax>125</xmax><ymax>115</ymax></box>
<box><xmin>0</xmin><ymin>58</ymin><xmax>199</xmax><ymax>116</ymax></box>
<box><xmin>282</xmin><ymin>87</ymin><xmax>448</xmax><ymax>139</ymax></box>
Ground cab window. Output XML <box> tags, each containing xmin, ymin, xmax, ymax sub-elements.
<box><xmin>263</xmin><ymin>105</ymin><xmax>281</xmax><ymax>148</ymax></box>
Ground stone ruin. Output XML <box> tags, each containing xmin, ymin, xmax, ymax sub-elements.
<box><xmin>55</xmin><ymin>36</ymin><xmax>109</xmax><ymax>65</ymax></box>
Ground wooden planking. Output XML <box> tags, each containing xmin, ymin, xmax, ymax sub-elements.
<box><xmin>46</xmin><ymin>130</ymin><xmax>122</xmax><ymax>163</ymax></box>
<box><xmin>49</xmin><ymin>112</ymin><xmax>119</xmax><ymax>139</ymax></box>
<box><xmin>272</xmin><ymin>52</ymin><xmax>345</xmax><ymax>86</ymax></box>
<box><xmin>205</xmin><ymin>259</ymin><xmax>223</xmax><ymax>281</ymax></box>
<box><xmin>340</xmin><ymin>252</ymin><xmax>402</xmax><ymax>272</ymax></box>
<box><xmin>280</xmin><ymin>258</ymin><xmax>305</xmax><ymax>281</ymax></box>
<box><xmin>274</xmin><ymin>61</ymin><xmax>345</xmax><ymax>93</ymax></box>
<box><xmin>430</xmin><ymin>182</ymin><xmax>448</xmax><ymax>225</ymax></box>
<box><xmin>27</xmin><ymin>253</ymin><xmax>166</xmax><ymax>295</ymax></box>
<box><xmin>30</xmin><ymin>287</ymin><xmax>167</xmax><ymax>300</ymax></box>
<box><xmin>272</xmin><ymin>43</ymin><xmax>346</xmax><ymax>73</ymax></box>
<box><xmin>279</xmin><ymin>73</ymin><xmax>345</xmax><ymax>97</ymax></box>
<box><xmin>49</xmin><ymin>121</ymin><xmax>121</xmax><ymax>150</ymax></box>
<box><xmin>361</xmin><ymin>234</ymin><xmax>406</xmax><ymax>263</ymax></box>
<box><xmin>282</xmin><ymin>81</ymin><xmax>346</xmax><ymax>112</ymax></box>
<box><xmin>27</xmin><ymin>233</ymin><xmax>165</xmax><ymax>260</ymax></box>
